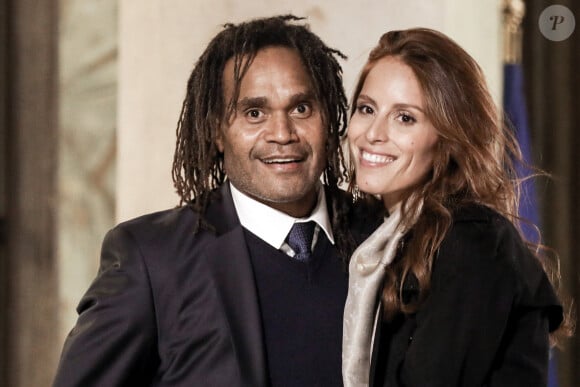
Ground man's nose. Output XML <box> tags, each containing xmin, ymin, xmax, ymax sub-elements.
<box><xmin>265</xmin><ymin>112</ymin><xmax>297</xmax><ymax>143</ymax></box>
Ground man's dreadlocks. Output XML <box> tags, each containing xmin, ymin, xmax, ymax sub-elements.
<box><xmin>171</xmin><ymin>14</ymin><xmax>356</xmax><ymax>261</ymax></box>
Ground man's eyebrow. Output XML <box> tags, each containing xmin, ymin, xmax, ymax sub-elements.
<box><xmin>288</xmin><ymin>92</ymin><xmax>317</xmax><ymax>106</ymax></box>
<box><xmin>236</xmin><ymin>92</ymin><xmax>317</xmax><ymax>110</ymax></box>
<box><xmin>237</xmin><ymin>96</ymin><xmax>267</xmax><ymax>110</ymax></box>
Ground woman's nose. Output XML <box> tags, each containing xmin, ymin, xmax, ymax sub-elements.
<box><xmin>364</xmin><ymin>118</ymin><xmax>389</xmax><ymax>143</ymax></box>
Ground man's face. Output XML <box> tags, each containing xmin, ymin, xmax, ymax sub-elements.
<box><xmin>216</xmin><ymin>46</ymin><xmax>327</xmax><ymax>217</ymax></box>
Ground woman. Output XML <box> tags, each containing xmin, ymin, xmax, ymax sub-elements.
<box><xmin>342</xmin><ymin>28</ymin><xmax>572</xmax><ymax>387</ymax></box>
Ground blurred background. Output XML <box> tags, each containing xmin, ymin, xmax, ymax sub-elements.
<box><xmin>0</xmin><ymin>0</ymin><xmax>578</xmax><ymax>386</ymax></box>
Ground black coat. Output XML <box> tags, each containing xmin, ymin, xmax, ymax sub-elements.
<box><xmin>371</xmin><ymin>204</ymin><xmax>563</xmax><ymax>387</ymax></box>
<box><xmin>53</xmin><ymin>184</ymin><xmax>380</xmax><ymax>387</ymax></box>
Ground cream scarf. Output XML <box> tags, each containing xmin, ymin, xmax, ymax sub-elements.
<box><xmin>342</xmin><ymin>203</ymin><xmax>415</xmax><ymax>387</ymax></box>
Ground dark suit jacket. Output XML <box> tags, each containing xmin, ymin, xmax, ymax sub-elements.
<box><xmin>371</xmin><ymin>204</ymin><xmax>563</xmax><ymax>387</ymax></box>
<box><xmin>53</xmin><ymin>184</ymin><xmax>380</xmax><ymax>387</ymax></box>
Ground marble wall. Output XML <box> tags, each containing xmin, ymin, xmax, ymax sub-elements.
<box><xmin>57</xmin><ymin>0</ymin><xmax>118</xmax><ymax>346</ymax></box>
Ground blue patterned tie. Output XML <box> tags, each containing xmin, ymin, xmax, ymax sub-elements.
<box><xmin>287</xmin><ymin>221</ymin><xmax>316</xmax><ymax>262</ymax></box>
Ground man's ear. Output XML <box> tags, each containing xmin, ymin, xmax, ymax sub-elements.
<box><xmin>215</xmin><ymin>126</ymin><xmax>225</xmax><ymax>152</ymax></box>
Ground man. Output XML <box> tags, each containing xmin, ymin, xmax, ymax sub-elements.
<box><xmin>53</xmin><ymin>15</ymin><xmax>380</xmax><ymax>386</ymax></box>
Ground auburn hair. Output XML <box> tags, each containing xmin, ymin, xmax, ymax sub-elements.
<box><xmin>349</xmin><ymin>28</ymin><xmax>573</xmax><ymax>344</ymax></box>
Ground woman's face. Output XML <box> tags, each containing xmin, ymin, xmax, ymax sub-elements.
<box><xmin>348</xmin><ymin>56</ymin><xmax>439</xmax><ymax>212</ymax></box>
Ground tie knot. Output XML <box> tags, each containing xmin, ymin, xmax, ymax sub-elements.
<box><xmin>287</xmin><ymin>221</ymin><xmax>316</xmax><ymax>262</ymax></box>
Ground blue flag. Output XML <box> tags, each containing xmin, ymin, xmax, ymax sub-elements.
<box><xmin>503</xmin><ymin>63</ymin><xmax>558</xmax><ymax>387</ymax></box>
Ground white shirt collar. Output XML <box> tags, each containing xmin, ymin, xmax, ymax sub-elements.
<box><xmin>229</xmin><ymin>181</ymin><xmax>335</xmax><ymax>249</ymax></box>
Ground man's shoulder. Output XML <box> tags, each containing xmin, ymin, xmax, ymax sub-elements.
<box><xmin>115</xmin><ymin>185</ymin><xmax>234</xmax><ymax>235</ymax></box>
<box><xmin>103</xmin><ymin>207</ymin><xmax>195</xmax><ymax>248</ymax></box>
<box><xmin>116</xmin><ymin>206</ymin><xmax>197</xmax><ymax>233</ymax></box>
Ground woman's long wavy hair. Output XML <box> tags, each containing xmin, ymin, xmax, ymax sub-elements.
<box><xmin>172</xmin><ymin>15</ymin><xmax>358</xmax><ymax>260</ymax></box>
<box><xmin>349</xmin><ymin>28</ymin><xmax>573</xmax><ymax>343</ymax></box>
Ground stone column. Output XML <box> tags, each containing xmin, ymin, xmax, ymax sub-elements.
<box><xmin>3</xmin><ymin>0</ymin><xmax>59</xmax><ymax>385</ymax></box>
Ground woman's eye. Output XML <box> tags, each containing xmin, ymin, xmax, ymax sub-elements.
<box><xmin>397</xmin><ymin>112</ymin><xmax>416</xmax><ymax>124</ymax></box>
<box><xmin>357</xmin><ymin>105</ymin><xmax>374</xmax><ymax>115</ymax></box>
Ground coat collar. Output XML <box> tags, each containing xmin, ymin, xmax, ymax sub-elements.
<box><xmin>205</xmin><ymin>183</ymin><xmax>244</xmax><ymax>235</ymax></box>
<box><xmin>203</xmin><ymin>184</ymin><xmax>268</xmax><ymax>386</ymax></box>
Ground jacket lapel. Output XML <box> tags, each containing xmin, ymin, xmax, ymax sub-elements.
<box><xmin>204</xmin><ymin>184</ymin><xmax>268</xmax><ymax>386</ymax></box>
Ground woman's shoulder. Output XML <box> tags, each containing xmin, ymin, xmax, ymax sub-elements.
<box><xmin>445</xmin><ymin>203</ymin><xmax>526</xmax><ymax>250</ymax></box>
<box><xmin>438</xmin><ymin>204</ymin><xmax>562</xmax><ymax>330</ymax></box>
<box><xmin>450</xmin><ymin>203</ymin><xmax>509</xmax><ymax>225</ymax></box>
<box><xmin>435</xmin><ymin>203</ymin><xmax>535</xmax><ymax>293</ymax></box>
<box><xmin>441</xmin><ymin>203</ymin><xmax>516</xmax><ymax>252</ymax></box>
